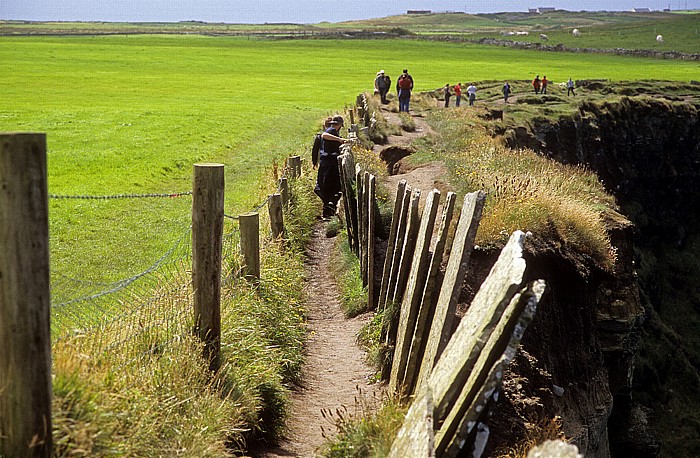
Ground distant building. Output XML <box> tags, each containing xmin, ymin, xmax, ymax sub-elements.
<box><xmin>633</xmin><ymin>7</ymin><xmax>652</xmax><ymax>12</ymax></box>
<box><xmin>529</xmin><ymin>7</ymin><xmax>556</xmax><ymax>13</ymax></box>
<box><xmin>407</xmin><ymin>10</ymin><xmax>431</xmax><ymax>15</ymax></box>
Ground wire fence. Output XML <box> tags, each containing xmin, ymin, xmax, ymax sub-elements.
<box><xmin>49</xmin><ymin>159</ymin><xmax>297</xmax><ymax>373</ymax></box>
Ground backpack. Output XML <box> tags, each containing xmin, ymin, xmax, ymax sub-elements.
<box><xmin>311</xmin><ymin>133</ymin><xmax>322</xmax><ymax>166</ymax></box>
<box><xmin>399</xmin><ymin>76</ymin><xmax>412</xmax><ymax>90</ymax></box>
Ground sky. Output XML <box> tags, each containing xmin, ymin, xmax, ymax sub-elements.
<box><xmin>1</xmin><ymin>0</ymin><xmax>698</xmax><ymax>24</ymax></box>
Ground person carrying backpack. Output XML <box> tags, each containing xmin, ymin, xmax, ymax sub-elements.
<box><xmin>396</xmin><ymin>69</ymin><xmax>414</xmax><ymax>112</ymax></box>
<box><xmin>502</xmin><ymin>81</ymin><xmax>511</xmax><ymax>103</ymax></box>
<box><xmin>443</xmin><ymin>83</ymin><xmax>451</xmax><ymax>108</ymax></box>
<box><xmin>533</xmin><ymin>75</ymin><xmax>541</xmax><ymax>94</ymax></box>
<box><xmin>314</xmin><ymin>115</ymin><xmax>348</xmax><ymax>219</ymax></box>
<box><xmin>311</xmin><ymin>117</ymin><xmax>332</xmax><ymax>169</ymax></box>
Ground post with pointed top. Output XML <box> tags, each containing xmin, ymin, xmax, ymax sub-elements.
<box><xmin>0</xmin><ymin>133</ymin><xmax>52</xmax><ymax>457</ymax></box>
<box><xmin>192</xmin><ymin>163</ymin><xmax>224</xmax><ymax>372</ymax></box>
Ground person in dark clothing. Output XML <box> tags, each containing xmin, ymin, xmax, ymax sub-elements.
<box><xmin>314</xmin><ymin>115</ymin><xmax>348</xmax><ymax>218</ymax></box>
<box><xmin>396</xmin><ymin>69</ymin><xmax>414</xmax><ymax>112</ymax></box>
<box><xmin>375</xmin><ymin>70</ymin><xmax>388</xmax><ymax>104</ymax></box>
<box><xmin>533</xmin><ymin>75</ymin><xmax>541</xmax><ymax>94</ymax></box>
<box><xmin>443</xmin><ymin>83</ymin><xmax>451</xmax><ymax>107</ymax></box>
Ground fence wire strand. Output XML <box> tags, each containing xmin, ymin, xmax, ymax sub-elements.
<box><xmin>50</xmin><ymin>170</ymin><xmax>286</xmax><ymax>373</ymax></box>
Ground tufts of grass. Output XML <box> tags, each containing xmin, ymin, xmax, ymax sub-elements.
<box><xmin>493</xmin><ymin>416</ymin><xmax>568</xmax><ymax>458</ymax></box>
<box><xmin>398</xmin><ymin>112</ymin><xmax>416</xmax><ymax>132</ymax></box>
<box><xmin>329</xmin><ymin>238</ymin><xmax>368</xmax><ymax>318</ymax></box>
<box><xmin>319</xmin><ymin>394</ymin><xmax>407</xmax><ymax>458</ymax></box>
<box><xmin>425</xmin><ymin>108</ymin><xmax>618</xmax><ymax>269</ymax></box>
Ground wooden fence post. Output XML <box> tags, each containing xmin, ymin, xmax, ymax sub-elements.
<box><xmin>192</xmin><ymin>163</ymin><xmax>224</xmax><ymax>372</ymax></box>
<box><xmin>268</xmin><ymin>193</ymin><xmax>285</xmax><ymax>239</ymax></box>
<box><xmin>0</xmin><ymin>133</ymin><xmax>52</xmax><ymax>457</ymax></box>
<box><xmin>367</xmin><ymin>174</ymin><xmax>376</xmax><ymax>307</ymax></box>
<box><xmin>417</xmin><ymin>191</ymin><xmax>486</xmax><ymax>389</ymax></box>
<box><xmin>279</xmin><ymin>177</ymin><xmax>289</xmax><ymax>210</ymax></box>
<box><xmin>239</xmin><ymin>212</ymin><xmax>260</xmax><ymax>281</ymax></box>
<box><xmin>378</xmin><ymin>180</ymin><xmax>407</xmax><ymax>312</ymax></box>
<box><xmin>389</xmin><ymin>189</ymin><xmax>441</xmax><ymax>396</ymax></box>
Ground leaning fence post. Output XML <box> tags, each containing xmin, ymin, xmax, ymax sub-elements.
<box><xmin>239</xmin><ymin>212</ymin><xmax>260</xmax><ymax>281</ymax></box>
<box><xmin>192</xmin><ymin>163</ymin><xmax>224</xmax><ymax>371</ymax></box>
<box><xmin>268</xmin><ymin>193</ymin><xmax>285</xmax><ymax>239</ymax></box>
<box><xmin>0</xmin><ymin>133</ymin><xmax>52</xmax><ymax>457</ymax></box>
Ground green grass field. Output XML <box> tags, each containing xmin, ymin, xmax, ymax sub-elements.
<box><xmin>1</xmin><ymin>34</ymin><xmax>698</xmax><ymax>281</ymax></box>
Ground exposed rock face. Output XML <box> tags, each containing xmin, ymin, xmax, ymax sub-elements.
<box><xmin>494</xmin><ymin>95</ymin><xmax>700</xmax><ymax>457</ymax></box>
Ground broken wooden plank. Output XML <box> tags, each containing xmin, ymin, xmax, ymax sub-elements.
<box><xmin>437</xmin><ymin>280</ymin><xmax>545</xmax><ymax>457</ymax></box>
<box><xmin>387</xmin><ymin>386</ymin><xmax>436</xmax><ymax>458</ymax></box>
<box><xmin>428</xmin><ymin>230</ymin><xmax>528</xmax><ymax>423</ymax></box>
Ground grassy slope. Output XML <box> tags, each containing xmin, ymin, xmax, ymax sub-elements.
<box><xmin>2</xmin><ymin>35</ymin><xmax>697</xmax><ymax>281</ymax></box>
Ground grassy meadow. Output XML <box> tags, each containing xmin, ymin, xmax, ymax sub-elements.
<box><xmin>1</xmin><ymin>24</ymin><xmax>698</xmax><ymax>456</ymax></box>
<box><xmin>2</xmin><ymin>34</ymin><xmax>698</xmax><ymax>282</ymax></box>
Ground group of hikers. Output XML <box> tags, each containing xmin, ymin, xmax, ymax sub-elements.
<box><xmin>374</xmin><ymin>68</ymin><xmax>415</xmax><ymax>112</ymax></box>
<box><xmin>532</xmin><ymin>75</ymin><xmax>577</xmax><ymax>96</ymax></box>
<box><xmin>442</xmin><ymin>82</ymin><xmax>477</xmax><ymax>107</ymax></box>
<box><xmin>313</xmin><ymin>70</ymin><xmax>579</xmax><ymax>219</ymax></box>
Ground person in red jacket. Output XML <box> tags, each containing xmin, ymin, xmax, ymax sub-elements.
<box><xmin>533</xmin><ymin>75</ymin><xmax>541</xmax><ymax>94</ymax></box>
<box><xmin>454</xmin><ymin>83</ymin><xmax>462</xmax><ymax>107</ymax></box>
<box><xmin>541</xmin><ymin>75</ymin><xmax>549</xmax><ymax>94</ymax></box>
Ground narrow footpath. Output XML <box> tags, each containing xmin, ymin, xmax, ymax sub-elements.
<box><xmin>256</xmin><ymin>223</ymin><xmax>382</xmax><ymax>458</ymax></box>
<box><xmin>256</xmin><ymin>103</ymin><xmax>438</xmax><ymax>458</ymax></box>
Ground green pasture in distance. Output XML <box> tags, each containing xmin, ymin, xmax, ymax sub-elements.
<box><xmin>1</xmin><ymin>35</ymin><xmax>697</xmax><ymax>281</ymax></box>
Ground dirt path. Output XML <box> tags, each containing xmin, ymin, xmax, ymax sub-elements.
<box><xmin>255</xmin><ymin>224</ymin><xmax>382</xmax><ymax>458</ymax></box>
<box><xmin>254</xmin><ymin>105</ymin><xmax>442</xmax><ymax>458</ymax></box>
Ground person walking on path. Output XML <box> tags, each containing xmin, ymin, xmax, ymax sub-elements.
<box><xmin>532</xmin><ymin>75</ymin><xmax>541</xmax><ymax>94</ymax></box>
<box><xmin>443</xmin><ymin>83</ymin><xmax>452</xmax><ymax>108</ymax></box>
<box><xmin>454</xmin><ymin>83</ymin><xmax>462</xmax><ymax>107</ymax></box>
<box><xmin>396</xmin><ymin>69</ymin><xmax>414</xmax><ymax>112</ymax></box>
<box><xmin>541</xmin><ymin>75</ymin><xmax>549</xmax><ymax>94</ymax></box>
<box><xmin>502</xmin><ymin>82</ymin><xmax>511</xmax><ymax>103</ymax></box>
<box><xmin>567</xmin><ymin>77</ymin><xmax>576</xmax><ymax>96</ymax></box>
<box><xmin>314</xmin><ymin>115</ymin><xmax>348</xmax><ymax>219</ymax></box>
<box><xmin>375</xmin><ymin>70</ymin><xmax>388</xmax><ymax>104</ymax></box>
<box><xmin>383</xmin><ymin>74</ymin><xmax>391</xmax><ymax>103</ymax></box>
<box><xmin>467</xmin><ymin>82</ymin><xmax>477</xmax><ymax>106</ymax></box>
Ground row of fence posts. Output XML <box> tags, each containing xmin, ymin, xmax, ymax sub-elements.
<box><xmin>0</xmin><ymin>130</ymin><xmax>303</xmax><ymax>456</ymax></box>
<box><xmin>336</xmin><ymin>143</ymin><xmax>547</xmax><ymax>457</ymax></box>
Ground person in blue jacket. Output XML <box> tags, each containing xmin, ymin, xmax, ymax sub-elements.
<box><xmin>314</xmin><ymin>115</ymin><xmax>348</xmax><ymax>218</ymax></box>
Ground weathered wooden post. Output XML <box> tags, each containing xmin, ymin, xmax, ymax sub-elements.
<box><xmin>367</xmin><ymin>174</ymin><xmax>376</xmax><ymax>307</ymax></box>
<box><xmin>0</xmin><ymin>133</ymin><xmax>52</xmax><ymax>457</ymax></box>
<box><xmin>279</xmin><ymin>177</ymin><xmax>289</xmax><ymax>209</ymax></box>
<box><xmin>239</xmin><ymin>212</ymin><xmax>260</xmax><ymax>281</ymax></box>
<box><xmin>389</xmin><ymin>189</ymin><xmax>441</xmax><ymax>396</ymax></box>
<box><xmin>378</xmin><ymin>180</ymin><xmax>407</xmax><ymax>312</ymax></box>
<box><xmin>192</xmin><ymin>163</ymin><xmax>224</xmax><ymax>372</ymax></box>
<box><xmin>268</xmin><ymin>193</ymin><xmax>285</xmax><ymax>239</ymax></box>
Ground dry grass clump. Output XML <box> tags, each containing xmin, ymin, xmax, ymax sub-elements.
<box><xmin>429</xmin><ymin>108</ymin><xmax>618</xmax><ymax>270</ymax></box>
<box><xmin>319</xmin><ymin>392</ymin><xmax>407</xmax><ymax>458</ymax></box>
<box><xmin>495</xmin><ymin>416</ymin><xmax>568</xmax><ymax>458</ymax></box>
